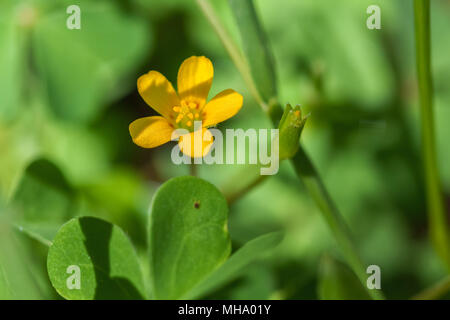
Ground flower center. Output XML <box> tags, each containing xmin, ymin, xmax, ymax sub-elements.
<box><xmin>172</xmin><ymin>100</ymin><xmax>202</xmax><ymax>131</ymax></box>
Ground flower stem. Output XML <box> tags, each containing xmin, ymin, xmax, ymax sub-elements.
<box><xmin>412</xmin><ymin>275</ymin><xmax>450</xmax><ymax>300</ymax></box>
<box><xmin>226</xmin><ymin>174</ymin><xmax>268</xmax><ymax>205</ymax></box>
<box><xmin>190</xmin><ymin>162</ymin><xmax>197</xmax><ymax>177</ymax></box>
<box><xmin>414</xmin><ymin>0</ymin><xmax>450</xmax><ymax>269</ymax></box>
<box><xmin>197</xmin><ymin>0</ymin><xmax>385</xmax><ymax>299</ymax></box>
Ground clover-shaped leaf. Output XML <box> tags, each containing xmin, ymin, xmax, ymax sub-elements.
<box><xmin>149</xmin><ymin>176</ymin><xmax>231</xmax><ymax>299</ymax></box>
<box><xmin>47</xmin><ymin>217</ymin><xmax>146</xmax><ymax>300</ymax></box>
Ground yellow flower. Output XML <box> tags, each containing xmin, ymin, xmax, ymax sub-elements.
<box><xmin>129</xmin><ymin>56</ymin><xmax>243</xmax><ymax>157</ymax></box>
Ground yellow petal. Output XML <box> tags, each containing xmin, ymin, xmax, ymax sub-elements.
<box><xmin>178</xmin><ymin>128</ymin><xmax>214</xmax><ymax>158</ymax></box>
<box><xmin>137</xmin><ymin>71</ymin><xmax>180</xmax><ymax>121</ymax></box>
<box><xmin>202</xmin><ymin>89</ymin><xmax>243</xmax><ymax>127</ymax></box>
<box><xmin>129</xmin><ymin>116</ymin><xmax>174</xmax><ymax>148</ymax></box>
<box><xmin>177</xmin><ymin>56</ymin><xmax>213</xmax><ymax>107</ymax></box>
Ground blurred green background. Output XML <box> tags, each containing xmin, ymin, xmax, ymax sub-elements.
<box><xmin>1</xmin><ymin>0</ymin><xmax>450</xmax><ymax>299</ymax></box>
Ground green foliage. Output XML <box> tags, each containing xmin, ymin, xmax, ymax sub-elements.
<box><xmin>184</xmin><ymin>232</ymin><xmax>283</xmax><ymax>299</ymax></box>
<box><xmin>33</xmin><ymin>1</ymin><xmax>151</xmax><ymax>123</ymax></box>
<box><xmin>0</xmin><ymin>0</ymin><xmax>450</xmax><ymax>301</ymax></box>
<box><xmin>0</xmin><ymin>212</ymin><xmax>57</xmax><ymax>299</ymax></box>
<box><xmin>9</xmin><ymin>158</ymin><xmax>77</xmax><ymax>243</ymax></box>
<box><xmin>47</xmin><ymin>217</ymin><xmax>146</xmax><ymax>300</ymax></box>
<box><xmin>0</xmin><ymin>0</ymin><xmax>152</xmax><ymax>124</ymax></box>
<box><xmin>41</xmin><ymin>177</ymin><xmax>282</xmax><ymax>300</ymax></box>
<box><xmin>149</xmin><ymin>176</ymin><xmax>231</xmax><ymax>299</ymax></box>
<box><xmin>0</xmin><ymin>265</ymin><xmax>10</xmax><ymax>299</ymax></box>
<box><xmin>0</xmin><ymin>1</ymin><xmax>25</xmax><ymax>122</ymax></box>
<box><xmin>318</xmin><ymin>254</ymin><xmax>371</xmax><ymax>300</ymax></box>
<box><xmin>228</xmin><ymin>0</ymin><xmax>278</xmax><ymax>102</ymax></box>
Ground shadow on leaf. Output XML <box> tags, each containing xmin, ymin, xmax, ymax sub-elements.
<box><xmin>79</xmin><ymin>218</ymin><xmax>144</xmax><ymax>300</ymax></box>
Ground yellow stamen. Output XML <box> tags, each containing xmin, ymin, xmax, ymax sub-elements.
<box><xmin>172</xmin><ymin>100</ymin><xmax>205</xmax><ymax>129</ymax></box>
<box><xmin>175</xmin><ymin>114</ymin><xmax>184</xmax><ymax>123</ymax></box>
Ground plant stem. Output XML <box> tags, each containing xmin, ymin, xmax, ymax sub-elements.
<box><xmin>226</xmin><ymin>174</ymin><xmax>268</xmax><ymax>205</ymax></box>
<box><xmin>197</xmin><ymin>0</ymin><xmax>385</xmax><ymax>299</ymax></box>
<box><xmin>190</xmin><ymin>162</ymin><xmax>197</xmax><ymax>177</ymax></box>
<box><xmin>412</xmin><ymin>275</ymin><xmax>450</xmax><ymax>300</ymax></box>
<box><xmin>291</xmin><ymin>148</ymin><xmax>384</xmax><ymax>300</ymax></box>
<box><xmin>195</xmin><ymin>0</ymin><xmax>267</xmax><ymax>111</ymax></box>
<box><xmin>414</xmin><ymin>0</ymin><xmax>450</xmax><ymax>269</ymax></box>
<box><xmin>13</xmin><ymin>224</ymin><xmax>52</xmax><ymax>247</ymax></box>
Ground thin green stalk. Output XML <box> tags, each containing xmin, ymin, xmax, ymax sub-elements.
<box><xmin>195</xmin><ymin>0</ymin><xmax>267</xmax><ymax>111</ymax></box>
<box><xmin>414</xmin><ymin>0</ymin><xmax>450</xmax><ymax>269</ymax></box>
<box><xmin>190</xmin><ymin>162</ymin><xmax>197</xmax><ymax>177</ymax></box>
<box><xmin>197</xmin><ymin>0</ymin><xmax>385</xmax><ymax>299</ymax></box>
<box><xmin>226</xmin><ymin>174</ymin><xmax>268</xmax><ymax>205</ymax></box>
<box><xmin>291</xmin><ymin>148</ymin><xmax>383</xmax><ymax>300</ymax></box>
<box><xmin>13</xmin><ymin>224</ymin><xmax>52</xmax><ymax>247</ymax></box>
<box><xmin>412</xmin><ymin>275</ymin><xmax>450</xmax><ymax>300</ymax></box>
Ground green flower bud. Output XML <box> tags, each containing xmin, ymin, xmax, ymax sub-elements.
<box><xmin>278</xmin><ymin>104</ymin><xmax>307</xmax><ymax>160</ymax></box>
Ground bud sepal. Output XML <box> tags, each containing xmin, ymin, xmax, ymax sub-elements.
<box><xmin>278</xmin><ymin>104</ymin><xmax>307</xmax><ymax>160</ymax></box>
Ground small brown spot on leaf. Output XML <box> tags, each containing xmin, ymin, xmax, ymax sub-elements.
<box><xmin>194</xmin><ymin>201</ymin><xmax>200</xmax><ymax>209</ymax></box>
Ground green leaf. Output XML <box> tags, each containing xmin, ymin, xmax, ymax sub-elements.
<box><xmin>32</xmin><ymin>1</ymin><xmax>151</xmax><ymax>123</ymax></box>
<box><xmin>219</xmin><ymin>264</ymin><xmax>276</xmax><ymax>300</ymax></box>
<box><xmin>149</xmin><ymin>176</ymin><xmax>231</xmax><ymax>299</ymax></box>
<box><xmin>183</xmin><ymin>232</ymin><xmax>283</xmax><ymax>299</ymax></box>
<box><xmin>47</xmin><ymin>217</ymin><xmax>146</xmax><ymax>300</ymax></box>
<box><xmin>317</xmin><ymin>254</ymin><xmax>371</xmax><ymax>300</ymax></box>
<box><xmin>0</xmin><ymin>0</ymin><xmax>25</xmax><ymax>122</ymax></box>
<box><xmin>0</xmin><ymin>213</ymin><xmax>55</xmax><ymax>299</ymax></box>
<box><xmin>0</xmin><ymin>264</ymin><xmax>11</xmax><ymax>299</ymax></box>
<box><xmin>228</xmin><ymin>0</ymin><xmax>277</xmax><ymax>102</ymax></box>
<box><xmin>81</xmin><ymin>167</ymin><xmax>155</xmax><ymax>247</ymax></box>
<box><xmin>9</xmin><ymin>158</ymin><xmax>76</xmax><ymax>243</ymax></box>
